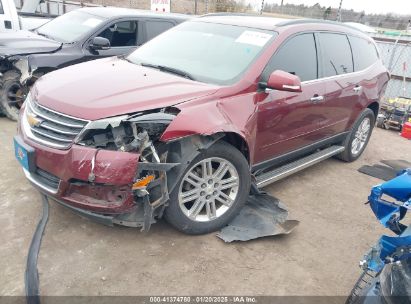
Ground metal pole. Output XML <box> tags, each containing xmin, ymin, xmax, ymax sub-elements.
<box><xmin>205</xmin><ymin>0</ymin><xmax>208</xmax><ymax>13</ymax></box>
<box><xmin>336</xmin><ymin>0</ymin><xmax>343</xmax><ymax>22</ymax></box>
<box><xmin>260</xmin><ymin>0</ymin><xmax>264</xmax><ymax>15</ymax></box>
<box><xmin>194</xmin><ymin>0</ymin><xmax>197</xmax><ymax>15</ymax></box>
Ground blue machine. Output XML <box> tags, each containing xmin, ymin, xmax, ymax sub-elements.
<box><xmin>347</xmin><ymin>169</ymin><xmax>411</xmax><ymax>304</ymax></box>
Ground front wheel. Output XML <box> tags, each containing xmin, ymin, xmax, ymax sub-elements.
<box><xmin>165</xmin><ymin>141</ymin><xmax>251</xmax><ymax>235</ymax></box>
<box><xmin>0</xmin><ymin>70</ymin><xmax>25</xmax><ymax>121</ymax></box>
<box><xmin>337</xmin><ymin>108</ymin><xmax>375</xmax><ymax>162</ymax></box>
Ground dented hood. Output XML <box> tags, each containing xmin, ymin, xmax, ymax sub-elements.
<box><xmin>0</xmin><ymin>30</ymin><xmax>62</xmax><ymax>57</ymax></box>
<box><xmin>33</xmin><ymin>57</ymin><xmax>219</xmax><ymax>120</ymax></box>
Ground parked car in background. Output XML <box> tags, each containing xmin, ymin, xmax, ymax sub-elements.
<box><xmin>14</xmin><ymin>15</ymin><xmax>389</xmax><ymax>234</ymax></box>
<box><xmin>0</xmin><ymin>6</ymin><xmax>189</xmax><ymax>120</ymax></box>
<box><xmin>0</xmin><ymin>0</ymin><xmax>51</xmax><ymax>32</ymax></box>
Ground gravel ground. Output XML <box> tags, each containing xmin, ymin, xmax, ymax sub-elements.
<box><xmin>1</xmin><ymin>117</ymin><xmax>410</xmax><ymax>296</ymax></box>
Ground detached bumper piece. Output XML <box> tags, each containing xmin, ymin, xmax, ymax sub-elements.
<box><xmin>34</xmin><ymin>161</ymin><xmax>181</xmax><ymax>231</ymax></box>
<box><xmin>115</xmin><ymin>161</ymin><xmax>179</xmax><ymax>231</ymax></box>
<box><xmin>52</xmin><ymin>195</ymin><xmax>116</xmax><ymax>227</ymax></box>
<box><xmin>217</xmin><ymin>185</ymin><xmax>299</xmax><ymax>242</ymax></box>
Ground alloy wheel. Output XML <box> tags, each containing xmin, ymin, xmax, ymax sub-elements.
<box><xmin>351</xmin><ymin>117</ymin><xmax>371</xmax><ymax>156</ymax></box>
<box><xmin>178</xmin><ymin>157</ymin><xmax>240</xmax><ymax>222</ymax></box>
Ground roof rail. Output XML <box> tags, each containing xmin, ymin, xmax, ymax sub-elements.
<box><xmin>199</xmin><ymin>12</ymin><xmax>269</xmax><ymax>18</ymax></box>
<box><xmin>275</xmin><ymin>18</ymin><xmax>363</xmax><ymax>32</ymax></box>
<box><xmin>200</xmin><ymin>14</ymin><xmax>364</xmax><ymax>33</ymax></box>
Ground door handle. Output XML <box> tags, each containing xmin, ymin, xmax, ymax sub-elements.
<box><xmin>353</xmin><ymin>85</ymin><xmax>362</xmax><ymax>93</ymax></box>
<box><xmin>310</xmin><ymin>95</ymin><xmax>324</xmax><ymax>103</ymax></box>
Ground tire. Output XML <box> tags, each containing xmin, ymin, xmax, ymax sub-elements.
<box><xmin>0</xmin><ymin>70</ymin><xmax>25</xmax><ymax>121</ymax></box>
<box><xmin>164</xmin><ymin>141</ymin><xmax>251</xmax><ymax>235</ymax></box>
<box><xmin>337</xmin><ymin>108</ymin><xmax>375</xmax><ymax>162</ymax></box>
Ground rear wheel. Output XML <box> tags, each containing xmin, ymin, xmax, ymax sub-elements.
<box><xmin>0</xmin><ymin>70</ymin><xmax>25</xmax><ymax>121</ymax></box>
<box><xmin>337</xmin><ymin>108</ymin><xmax>375</xmax><ymax>162</ymax></box>
<box><xmin>165</xmin><ymin>141</ymin><xmax>250</xmax><ymax>235</ymax></box>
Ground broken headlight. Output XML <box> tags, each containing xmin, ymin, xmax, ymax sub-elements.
<box><xmin>75</xmin><ymin>110</ymin><xmax>177</xmax><ymax>157</ymax></box>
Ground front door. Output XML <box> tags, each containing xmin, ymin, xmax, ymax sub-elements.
<box><xmin>83</xmin><ymin>20</ymin><xmax>140</xmax><ymax>60</ymax></box>
<box><xmin>254</xmin><ymin>33</ymin><xmax>325</xmax><ymax>164</ymax></box>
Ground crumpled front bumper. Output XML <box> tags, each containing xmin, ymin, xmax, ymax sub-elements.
<box><xmin>17</xmin><ymin>129</ymin><xmax>176</xmax><ymax>230</ymax></box>
<box><xmin>17</xmin><ymin>130</ymin><xmax>140</xmax><ymax>214</ymax></box>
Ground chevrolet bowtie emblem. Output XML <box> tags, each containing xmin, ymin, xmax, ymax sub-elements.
<box><xmin>27</xmin><ymin>113</ymin><xmax>43</xmax><ymax>127</ymax></box>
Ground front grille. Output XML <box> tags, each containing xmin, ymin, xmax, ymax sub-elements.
<box><xmin>35</xmin><ymin>168</ymin><xmax>61</xmax><ymax>190</ymax></box>
<box><xmin>25</xmin><ymin>97</ymin><xmax>89</xmax><ymax>149</ymax></box>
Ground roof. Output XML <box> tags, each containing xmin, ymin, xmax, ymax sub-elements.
<box><xmin>197</xmin><ymin>13</ymin><xmax>366</xmax><ymax>34</ymax></box>
<box><xmin>197</xmin><ymin>14</ymin><xmax>288</xmax><ymax>30</ymax></box>
<box><xmin>78</xmin><ymin>6</ymin><xmax>190</xmax><ymax>21</ymax></box>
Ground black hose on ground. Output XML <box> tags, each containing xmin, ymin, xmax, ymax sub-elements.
<box><xmin>25</xmin><ymin>194</ymin><xmax>49</xmax><ymax>304</ymax></box>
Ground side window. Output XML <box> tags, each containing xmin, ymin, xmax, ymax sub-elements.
<box><xmin>318</xmin><ymin>33</ymin><xmax>353</xmax><ymax>77</ymax></box>
<box><xmin>262</xmin><ymin>33</ymin><xmax>318</xmax><ymax>82</ymax></box>
<box><xmin>98</xmin><ymin>21</ymin><xmax>138</xmax><ymax>47</ymax></box>
<box><xmin>145</xmin><ymin>20</ymin><xmax>174</xmax><ymax>41</ymax></box>
<box><xmin>349</xmin><ymin>36</ymin><xmax>379</xmax><ymax>71</ymax></box>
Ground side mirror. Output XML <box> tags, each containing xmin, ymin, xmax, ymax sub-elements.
<box><xmin>89</xmin><ymin>37</ymin><xmax>111</xmax><ymax>51</ymax></box>
<box><xmin>260</xmin><ymin>70</ymin><xmax>302</xmax><ymax>93</ymax></box>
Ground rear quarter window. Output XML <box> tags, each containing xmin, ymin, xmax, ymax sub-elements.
<box><xmin>349</xmin><ymin>35</ymin><xmax>379</xmax><ymax>71</ymax></box>
<box><xmin>145</xmin><ymin>20</ymin><xmax>174</xmax><ymax>41</ymax></box>
<box><xmin>318</xmin><ymin>32</ymin><xmax>353</xmax><ymax>77</ymax></box>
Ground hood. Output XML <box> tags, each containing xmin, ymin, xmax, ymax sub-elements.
<box><xmin>0</xmin><ymin>30</ymin><xmax>62</xmax><ymax>57</ymax></box>
<box><xmin>33</xmin><ymin>57</ymin><xmax>220</xmax><ymax>120</ymax></box>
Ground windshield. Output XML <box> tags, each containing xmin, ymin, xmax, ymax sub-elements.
<box><xmin>37</xmin><ymin>10</ymin><xmax>106</xmax><ymax>43</ymax></box>
<box><xmin>127</xmin><ymin>21</ymin><xmax>277</xmax><ymax>85</ymax></box>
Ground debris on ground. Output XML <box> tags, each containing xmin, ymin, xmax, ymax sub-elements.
<box><xmin>358</xmin><ymin>159</ymin><xmax>411</xmax><ymax>181</ymax></box>
<box><xmin>381</xmin><ymin>159</ymin><xmax>411</xmax><ymax>172</ymax></box>
<box><xmin>26</xmin><ymin>195</ymin><xmax>49</xmax><ymax>304</ymax></box>
<box><xmin>217</xmin><ymin>191</ymin><xmax>299</xmax><ymax>242</ymax></box>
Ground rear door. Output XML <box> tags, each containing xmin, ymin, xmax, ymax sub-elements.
<box><xmin>142</xmin><ymin>19</ymin><xmax>176</xmax><ymax>43</ymax></box>
<box><xmin>315</xmin><ymin>32</ymin><xmax>357</xmax><ymax>136</ymax></box>
<box><xmin>347</xmin><ymin>35</ymin><xmax>381</xmax><ymax>124</ymax></box>
<box><xmin>255</xmin><ymin>33</ymin><xmax>326</xmax><ymax>163</ymax></box>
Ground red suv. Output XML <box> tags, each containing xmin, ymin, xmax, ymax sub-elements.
<box><xmin>15</xmin><ymin>15</ymin><xmax>389</xmax><ymax>234</ymax></box>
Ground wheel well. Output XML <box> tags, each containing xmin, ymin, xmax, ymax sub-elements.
<box><xmin>367</xmin><ymin>102</ymin><xmax>379</xmax><ymax>119</ymax></box>
<box><xmin>218</xmin><ymin>132</ymin><xmax>250</xmax><ymax>164</ymax></box>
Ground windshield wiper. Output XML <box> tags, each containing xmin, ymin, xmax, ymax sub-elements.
<box><xmin>141</xmin><ymin>63</ymin><xmax>195</xmax><ymax>81</ymax></box>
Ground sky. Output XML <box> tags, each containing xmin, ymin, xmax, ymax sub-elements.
<box><xmin>260</xmin><ymin>0</ymin><xmax>411</xmax><ymax>15</ymax></box>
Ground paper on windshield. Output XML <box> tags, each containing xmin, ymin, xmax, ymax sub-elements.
<box><xmin>235</xmin><ymin>31</ymin><xmax>272</xmax><ymax>47</ymax></box>
<box><xmin>82</xmin><ymin>18</ymin><xmax>102</xmax><ymax>28</ymax></box>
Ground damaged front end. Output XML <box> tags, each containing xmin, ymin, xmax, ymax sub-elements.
<box><xmin>1</xmin><ymin>55</ymin><xmax>31</xmax><ymax>83</ymax></box>
<box><xmin>1</xmin><ymin>55</ymin><xmax>41</xmax><ymax>120</ymax></box>
<box><xmin>72</xmin><ymin>108</ymin><xmax>184</xmax><ymax>231</ymax></box>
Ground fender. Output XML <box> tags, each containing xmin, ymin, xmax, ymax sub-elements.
<box><xmin>160</xmin><ymin>91</ymin><xmax>259</xmax><ymax>164</ymax></box>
